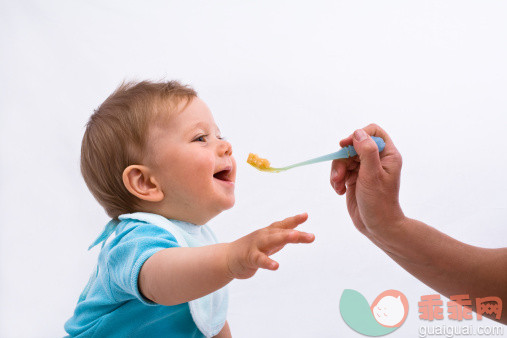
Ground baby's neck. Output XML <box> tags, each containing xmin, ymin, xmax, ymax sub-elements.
<box><xmin>136</xmin><ymin>203</ymin><xmax>212</xmax><ymax>226</ymax></box>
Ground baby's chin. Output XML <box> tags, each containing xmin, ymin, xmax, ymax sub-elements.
<box><xmin>208</xmin><ymin>195</ymin><xmax>235</xmax><ymax>216</ymax></box>
<box><xmin>222</xmin><ymin>195</ymin><xmax>235</xmax><ymax>210</ymax></box>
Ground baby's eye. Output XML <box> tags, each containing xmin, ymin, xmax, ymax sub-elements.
<box><xmin>218</xmin><ymin>136</ymin><xmax>226</xmax><ymax>140</ymax></box>
<box><xmin>194</xmin><ymin>135</ymin><xmax>208</xmax><ymax>142</ymax></box>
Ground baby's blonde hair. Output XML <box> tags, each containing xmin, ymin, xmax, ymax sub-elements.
<box><xmin>81</xmin><ymin>80</ymin><xmax>197</xmax><ymax>219</ymax></box>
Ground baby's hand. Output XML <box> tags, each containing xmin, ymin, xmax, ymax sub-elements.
<box><xmin>226</xmin><ymin>213</ymin><xmax>314</xmax><ymax>279</ymax></box>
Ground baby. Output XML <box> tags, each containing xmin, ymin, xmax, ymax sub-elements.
<box><xmin>64</xmin><ymin>80</ymin><xmax>315</xmax><ymax>337</ymax></box>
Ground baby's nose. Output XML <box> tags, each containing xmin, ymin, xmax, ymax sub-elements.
<box><xmin>219</xmin><ymin>139</ymin><xmax>233</xmax><ymax>156</ymax></box>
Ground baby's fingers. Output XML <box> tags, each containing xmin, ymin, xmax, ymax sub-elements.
<box><xmin>253</xmin><ymin>252</ymin><xmax>279</xmax><ymax>270</ymax></box>
<box><xmin>270</xmin><ymin>213</ymin><xmax>309</xmax><ymax>230</ymax></box>
<box><xmin>268</xmin><ymin>230</ymin><xmax>315</xmax><ymax>249</ymax></box>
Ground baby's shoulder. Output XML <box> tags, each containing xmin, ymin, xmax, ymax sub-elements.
<box><xmin>114</xmin><ymin>219</ymin><xmax>178</xmax><ymax>244</ymax></box>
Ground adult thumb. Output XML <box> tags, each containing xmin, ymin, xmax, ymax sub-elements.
<box><xmin>352</xmin><ymin>129</ymin><xmax>382</xmax><ymax>175</ymax></box>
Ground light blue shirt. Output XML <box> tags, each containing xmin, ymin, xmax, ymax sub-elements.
<box><xmin>64</xmin><ymin>212</ymin><xmax>228</xmax><ymax>337</ymax></box>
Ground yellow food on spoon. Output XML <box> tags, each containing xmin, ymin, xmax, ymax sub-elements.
<box><xmin>247</xmin><ymin>153</ymin><xmax>274</xmax><ymax>171</ymax></box>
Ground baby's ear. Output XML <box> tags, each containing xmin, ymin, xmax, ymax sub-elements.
<box><xmin>122</xmin><ymin>165</ymin><xmax>164</xmax><ymax>202</ymax></box>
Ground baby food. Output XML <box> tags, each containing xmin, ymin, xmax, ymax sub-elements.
<box><xmin>247</xmin><ymin>153</ymin><xmax>273</xmax><ymax>171</ymax></box>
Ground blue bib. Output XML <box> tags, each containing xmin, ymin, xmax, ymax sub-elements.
<box><xmin>85</xmin><ymin>212</ymin><xmax>229</xmax><ymax>337</ymax></box>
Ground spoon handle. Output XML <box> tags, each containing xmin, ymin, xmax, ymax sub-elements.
<box><xmin>281</xmin><ymin>136</ymin><xmax>385</xmax><ymax>170</ymax></box>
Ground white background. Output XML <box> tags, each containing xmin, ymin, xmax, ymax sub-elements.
<box><xmin>1</xmin><ymin>1</ymin><xmax>506</xmax><ymax>337</ymax></box>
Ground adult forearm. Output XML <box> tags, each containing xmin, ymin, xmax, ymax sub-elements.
<box><xmin>369</xmin><ymin>217</ymin><xmax>507</xmax><ymax>324</ymax></box>
<box><xmin>139</xmin><ymin>243</ymin><xmax>233</xmax><ymax>306</ymax></box>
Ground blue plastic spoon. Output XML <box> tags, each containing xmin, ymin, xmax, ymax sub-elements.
<box><xmin>247</xmin><ymin>136</ymin><xmax>385</xmax><ymax>173</ymax></box>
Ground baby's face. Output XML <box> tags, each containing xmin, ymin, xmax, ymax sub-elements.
<box><xmin>144</xmin><ymin>97</ymin><xmax>236</xmax><ymax>224</ymax></box>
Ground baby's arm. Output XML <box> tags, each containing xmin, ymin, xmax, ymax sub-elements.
<box><xmin>139</xmin><ymin>213</ymin><xmax>314</xmax><ymax>306</ymax></box>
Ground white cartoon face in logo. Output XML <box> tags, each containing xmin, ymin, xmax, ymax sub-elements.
<box><xmin>370</xmin><ymin>290</ymin><xmax>409</xmax><ymax>327</ymax></box>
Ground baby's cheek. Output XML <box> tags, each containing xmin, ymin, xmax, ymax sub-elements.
<box><xmin>191</xmin><ymin>155</ymin><xmax>215</xmax><ymax>184</ymax></box>
<box><xmin>202</xmin><ymin>155</ymin><xmax>216</xmax><ymax>175</ymax></box>
<box><xmin>185</xmin><ymin>151</ymin><xmax>211</xmax><ymax>171</ymax></box>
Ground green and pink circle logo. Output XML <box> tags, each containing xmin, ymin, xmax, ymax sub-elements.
<box><xmin>340</xmin><ymin>289</ymin><xmax>409</xmax><ymax>336</ymax></box>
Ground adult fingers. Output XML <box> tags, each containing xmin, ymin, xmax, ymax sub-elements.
<box><xmin>341</xmin><ymin>124</ymin><xmax>400</xmax><ymax>159</ymax></box>
<box><xmin>330</xmin><ymin>160</ymin><xmax>346</xmax><ymax>193</ymax></box>
<box><xmin>331</xmin><ymin>158</ymin><xmax>359</xmax><ymax>194</ymax></box>
<box><xmin>339</xmin><ymin>133</ymin><xmax>354</xmax><ymax>148</ymax></box>
<box><xmin>355</xmin><ymin>123</ymin><xmax>402</xmax><ymax>176</ymax></box>
<box><xmin>352</xmin><ymin>128</ymin><xmax>383</xmax><ymax>176</ymax></box>
<box><xmin>339</xmin><ymin>123</ymin><xmax>400</xmax><ymax>179</ymax></box>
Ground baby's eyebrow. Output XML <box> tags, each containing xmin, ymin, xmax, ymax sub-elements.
<box><xmin>188</xmin><ymin>122</ymin><xmax>221</xmax><ymax>134</ymax></box>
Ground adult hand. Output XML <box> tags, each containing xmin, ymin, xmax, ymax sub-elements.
<box><xmin>330</xmin><ymin>123</ymin><xmax>406</xmax><ymax>238</ymax></box>
<box><xmin>330</xmin><ymin>124</ymin><xmax>507</xmax><ymax>325</ymax></box>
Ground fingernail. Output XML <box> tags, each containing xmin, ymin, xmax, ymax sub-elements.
<box><xmin>354</xmin><ymin>129</ymin><xmax>367</xmax><ymax>142</ymax></box>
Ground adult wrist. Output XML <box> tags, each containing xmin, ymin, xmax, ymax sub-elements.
<box><xmin>367</xmin><ymin>212</ymin><xmax>410</xmax><ymax>253</ymax></box>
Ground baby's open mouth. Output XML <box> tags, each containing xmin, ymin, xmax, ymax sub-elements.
<box><xmin>213</xmin><ymin>167</ymin><xmax>233</xmax><ymax>182</ymax></box>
